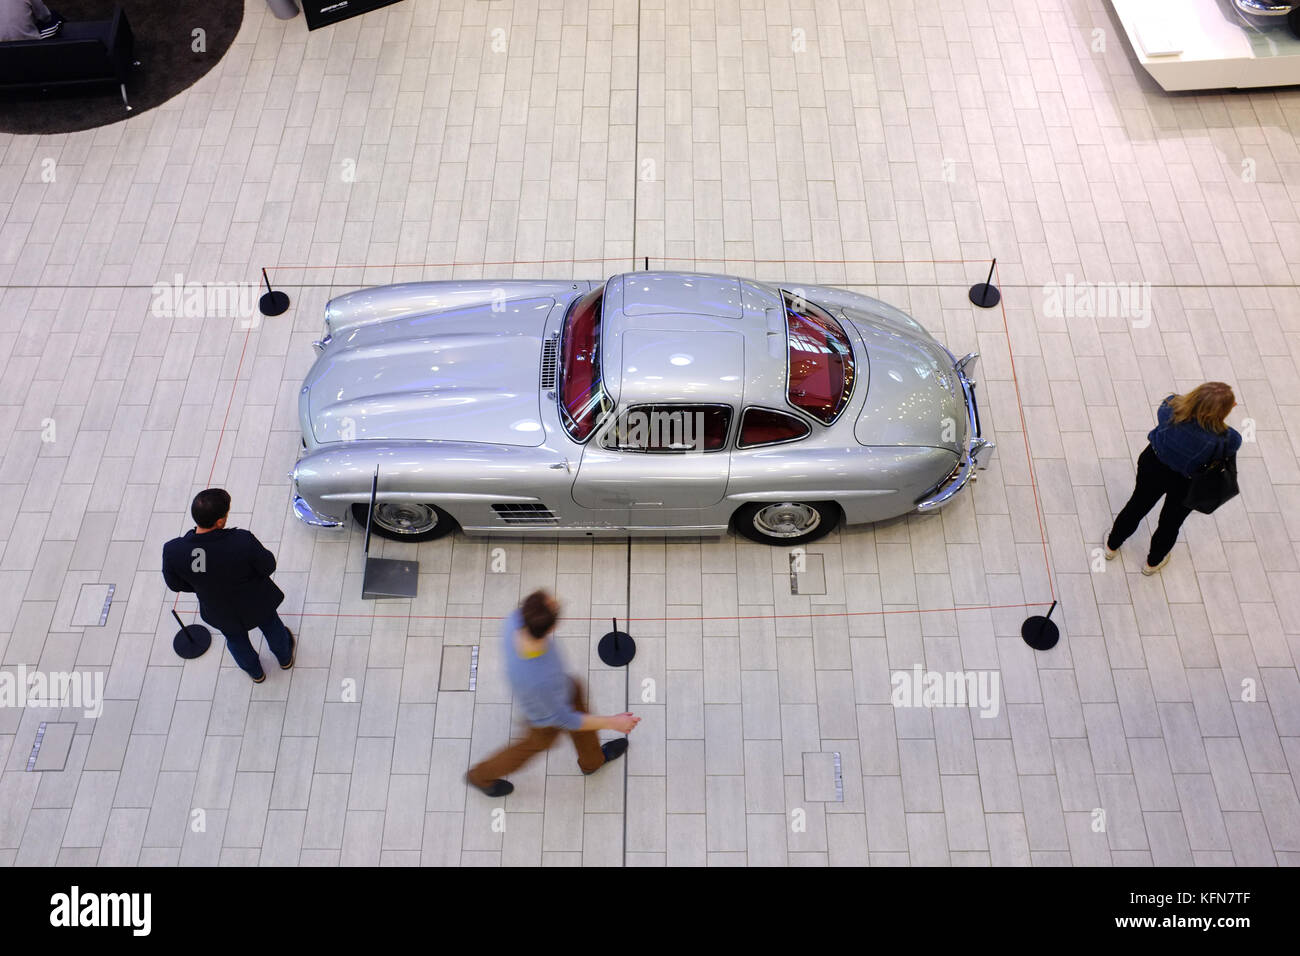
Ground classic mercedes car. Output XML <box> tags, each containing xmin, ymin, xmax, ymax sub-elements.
<box><xmin>289</xmin><ymin>272</ymin><xmax>992</xmax><ymax>546</ymax></box>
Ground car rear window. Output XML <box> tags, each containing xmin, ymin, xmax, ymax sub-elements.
<box><xmin>737</xmin><ymin>407</ymin><xmax>811</xmax><ymax>448</ymax></box>
<box><xmin>559</xmin><ymin>287</ymin><xmax>611</xmax><ymax>441</ymax></box>
<box><xmin>784</xmin><ymin>290</ymin><xmax>855</xmax><ymax>424</ymax></box>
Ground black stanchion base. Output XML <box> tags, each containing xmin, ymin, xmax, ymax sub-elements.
<box><xmin>968</xmin><ymin>283</ymin><xmax>1001</xmax><ymax>309</ymax></box>
<box><xmin>173</xmin><ymin>624</ymin><xmax>212</xmax><ymax>659</ymax></box>
<box><xmin>1020</xmin><ymin>615</ymin><xmax>1060</xmax><ymax>650</ymax></box>
<box><xmin>259</xmin><ymin>290</ymin><xmax>290</xmax><ymax>316</ymax></box>
<box><xmin>598</xmin><ymin>629</ymin><xmax>636</xmax><ymax>667</ymax></box>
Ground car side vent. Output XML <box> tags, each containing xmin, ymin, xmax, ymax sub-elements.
<box><xmin>492</xmin><ymin>503</ymin><xmax>560</xmax><ymax>525</ymax></box>
<box><xmin>540</xmin><ymin>337</ymin><xmax>559</xmax><ymax>389</ymax></box>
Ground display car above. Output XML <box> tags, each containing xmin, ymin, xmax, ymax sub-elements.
<box><xmin>289</xmin><ymin>272</ymin><xmax>992</xmax><ymax>545</ymax></box>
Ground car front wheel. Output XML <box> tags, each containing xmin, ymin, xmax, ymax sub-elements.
<box><xmin>352</xmin><ymin>502</ymin><xmax>457</xmax><ymax>542</ymax></box>
<box><xmin>733</xmin><ymin>501</ymin><xmax>839</xmax><ymax>546</ymax></box>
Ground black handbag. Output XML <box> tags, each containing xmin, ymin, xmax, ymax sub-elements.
<box><xmin>1182</xmin><ymin>454</ymin><xmax>1239</xmax><ymax>514</ymax></box>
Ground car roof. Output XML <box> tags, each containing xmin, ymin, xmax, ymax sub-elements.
<box><xmin>602</xmin><ymin>272</ymin><xmax>789</xmax><ymax>411</ymax></box>
<box><xmin>619</xmin><ymin>329</ymin><xmax>744</xmax><ymax>405</ymax></box>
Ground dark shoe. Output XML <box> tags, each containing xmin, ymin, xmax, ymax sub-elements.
<box><xmin>583</xmin><ymin>738</ymin><xmax>629</xmax><ymax>773</ymax></box>
<box><xmin>279</xmin><ymin>630</ymin><xmax>296</xmax><ymax>670</ymax></box>
<box><xmin>466</xmin><ymin>775</ymin><xmax>513</xmax><ymax>797</ymax></box>
<box><xmin>250</xmin><ymin>669</ymin><xmax>267</xmax><ymax>684</ymax></box>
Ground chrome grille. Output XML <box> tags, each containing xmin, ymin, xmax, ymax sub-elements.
<box><xmin>540</xmin><ymin>337</ymin><xmax>559</xmax><ymax>389</ymax></box>
<box><xmin>492</xmin><ymin>503</ymin><xmax>560</xmax><ymax>525</ymax></box>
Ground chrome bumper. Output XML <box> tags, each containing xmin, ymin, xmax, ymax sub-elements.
<box><xmin>915</xmin><ymin>350</ymin><xmax>994</xmax><ymax>513</ymax></box>
<box><xmin>292</xmin><ymin>493</ymin><xmax>344</xmax><ymax>528</ymax></box>
<box><xmin>1233</xmin><ymin>0</ymin><xmax>1292</xmax><ymax>16</ymax></box>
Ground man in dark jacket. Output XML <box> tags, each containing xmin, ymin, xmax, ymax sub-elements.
<box><xmin>162</xmin><ymin>488</ymin><xmax>294</xmax><ymax>682</ymax></box>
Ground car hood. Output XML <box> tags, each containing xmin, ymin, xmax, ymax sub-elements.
<box><xmin>304</xmin><ymin>297</ymin><xmax>554</xmax><ymax>446</ymax></box>
<box><xmin>844</xmin><ymin>316</ymin><xmax>965</xmax><ymax>452</ymax></box>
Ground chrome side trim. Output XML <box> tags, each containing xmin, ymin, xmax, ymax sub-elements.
<box><xmin>915</xmin><ymin>350</ymin><xmax>995</xmax><ymax>513</ymax></box>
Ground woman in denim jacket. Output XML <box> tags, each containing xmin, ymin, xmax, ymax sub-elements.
<box><xmin>1105</xmin><ymin>382</ymin><xmax>1241</xmax><ymax>575</ymax></box>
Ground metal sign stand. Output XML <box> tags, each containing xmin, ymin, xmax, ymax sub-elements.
<box><xmin>361</xmin><ymin>468</ymin><xmax>419</xmax><ymax>600</ymax></box>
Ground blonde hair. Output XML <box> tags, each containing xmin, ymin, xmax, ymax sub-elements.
<box><xmin>1168</xmin><ymin>382</ymin><xmax>1235</xmax><ymax>434</ymax></box>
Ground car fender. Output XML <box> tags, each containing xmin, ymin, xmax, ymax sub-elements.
<box><xmin>788</xmin><ymin>283</ymin><xmax>935</xmax><ymax>339</ymax></box>
<box><xmin>290</xmin><ymin>440</ymin><xmax>573</xmax><ymax>526</ymax></box>
<box><xmin>725</xmin><ymin>444</ymin><xmax>960</xmax><ymax>526</ymax></box>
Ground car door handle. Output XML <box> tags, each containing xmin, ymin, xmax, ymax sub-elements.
<box><xmin>549</xmin><ymin>459</ymin><xmax>571</xmax><ymax>473</ymax></box>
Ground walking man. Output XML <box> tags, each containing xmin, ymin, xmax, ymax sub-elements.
<box><xmin>467</xmin><ymin>590</ymin><xmax>639</xmax><ymax>797</ymax></box>
<box><xmin>162</xmin><ymin>488</ymin><xmax>295</xmax><ymax>682</ymax></box>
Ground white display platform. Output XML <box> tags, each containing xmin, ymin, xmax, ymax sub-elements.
<box><xmin>1110</xmin><ymin>0</ymin><xmax>1300</xmax><ymax>90</ymax></box>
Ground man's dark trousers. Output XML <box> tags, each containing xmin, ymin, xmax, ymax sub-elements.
<box><xmin>162</xmin><ymin>526</ymin><xmax>290</xmax><ymax>678</ymax></box>
<box><xmin>219</xmin><ymin>612</ymin><xmax>293</xmax><ymax>676</ymax></box>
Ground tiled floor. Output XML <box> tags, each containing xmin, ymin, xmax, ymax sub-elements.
<box><xmin>1</xmin><ymin>0</ymin><xmax>1299</xmax><ymax>866</ymax></box>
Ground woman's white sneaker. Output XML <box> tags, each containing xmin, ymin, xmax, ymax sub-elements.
<box><xmin>1142</xmin><ymin>554</ymin><xmax>1171</xmax><ymax>576</ymax></box>
<box><xmin>1103</xmin><ymin>541</ymin><xmax>1117</xmax><ymax>560</ymax></box>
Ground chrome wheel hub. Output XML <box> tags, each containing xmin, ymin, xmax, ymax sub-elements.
<box><xmin>753</xmin><ymin>502</ymin><xmax>820</xmax><ymax>538</ymax></box>
<box><xmin>373</xmin><ymin>503</ymin><xmax>438</xmax><ymax>536</ymax></box>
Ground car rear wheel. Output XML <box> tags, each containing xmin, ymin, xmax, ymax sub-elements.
<box><xmin>352</xmin><ymin>502</ymin><xmax>457</xmax><ymax>542</ymax></box>
<box><xmin>733</xmin><ymin>501</ymin><xmax>839</xmax><ymax>546</ymax></box>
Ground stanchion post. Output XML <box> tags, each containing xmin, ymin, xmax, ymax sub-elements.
<box><xmin>598</xmin><ymin>617</ymin><xmax>636</xmax><ymax>667</ymax></box>
<box><xmin>1021</xmin><ymin>600</ymin><xmax>1060</xmax><ymax>650</ymax></box>
<box><xmin>259</xmin><ymin>267</ymin><xmax>290</xmax><ymax>317</ymax></box>
<box><xmin>171</xmin><ymin>608</ymin><xmax>212</xmax><ymax>660</ymax></box>
<box><xmin>968</xmin><ymin>257</ymin><xmax>1001</xmax><ymax>308</ymax></box>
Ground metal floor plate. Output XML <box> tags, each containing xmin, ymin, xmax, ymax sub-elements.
<box><xmin>362</xmin><ymin>557</ymin><xmax>419</xmax><ymax>599</ymax></box>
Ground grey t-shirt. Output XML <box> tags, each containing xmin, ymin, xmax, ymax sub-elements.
<box><xmin>0</xmin><ymin>0</ymin><xmax>55</xmax><ymax>42</ymax></box>
<box><xmin>502</xmin><ymin>610</ymin><xmax>582</xmax><ymax>731</ymax></box>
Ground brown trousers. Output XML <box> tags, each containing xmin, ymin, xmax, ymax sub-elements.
<box><xmin>467</xmin><ymin>677</ymin><xmax>605</xmax><ymax>787</ymax></box>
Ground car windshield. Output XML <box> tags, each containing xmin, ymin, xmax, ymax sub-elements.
<box><xmin>784</xmin><ymin>291</ymin><xmax>855</xmax><ymax>424</ymax></box>
<box><xmin>559</xmin><ymin>286</ymin><xmax>612</xmax><ymax>441</ymax></box>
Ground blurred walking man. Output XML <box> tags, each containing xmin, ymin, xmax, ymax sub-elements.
<box><xmin>162</xmin><ymin>489</ymin><xmax>294</xmax><ymax>683</ymax></box>
<box><xmin>467</xmin><ymin>590</ymin><xmax>639</xmax><ymax>797</ymax></box>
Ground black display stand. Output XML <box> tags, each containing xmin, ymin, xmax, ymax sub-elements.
<box><xmin>361</xmin><ymin>469</ymin><xmax>419</xmax><ymax>600</ymax></box>
<box><xmin>597</xmin><ymin>617</ymin><xmax>636</xmax><ymax>667</ymax></box>
<box><xmin>259</xmin><ymin>268</ymin><xmax>290</xmax><ymax>317</ymax></box>
<box><xmin>171</xmin><ymin>608</ymin><xmax>211</xmax><ymax>659</ymax></box>
<box><xmin>968</xmin><ymin>258</ymin><xmax>1001</xmax><ymax>309</ymax></box>
<box><xmin>1021</xmin><ymin>600</ymin><xmax>1060</xmax><ymax>650</ymax></box>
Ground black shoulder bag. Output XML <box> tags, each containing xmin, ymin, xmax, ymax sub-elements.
<box><xmin>1182</xmin><ymin>449</ymin><xmax>1239</xmax><ymax>515</ymax></box>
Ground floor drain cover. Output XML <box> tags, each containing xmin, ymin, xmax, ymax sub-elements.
<box><xmin>71</xmin><ymin>584</ymin><xmax>114</xmax><ymax>626</ymax></box>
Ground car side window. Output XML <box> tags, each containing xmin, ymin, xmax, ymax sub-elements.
<box><xmin>599</xmin><ymin>404</ymin><xmax>731</xmax><ymax>453</ymax></box>
<box><xmin>736</xmin><ymin>407</ymin><xmax>811</xmax><ymax>449</ymax></box>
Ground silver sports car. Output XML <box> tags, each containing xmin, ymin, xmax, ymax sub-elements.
<box><xmin>290</xmin><ymin>272</ymin><xmax>992</xmax><ymax>546</ymax></box>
